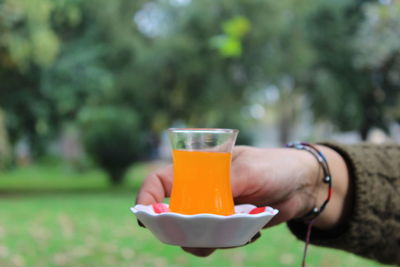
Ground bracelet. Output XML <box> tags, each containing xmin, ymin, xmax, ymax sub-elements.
<box><xmin>285</xmin><ymin>141</ymin><xmax>333</xmax><ymax>267</ymax></box>
<box><xmin>286</xmin><ymin>142</ymin><xmax>333</xmax><ymax>221</ymax></box>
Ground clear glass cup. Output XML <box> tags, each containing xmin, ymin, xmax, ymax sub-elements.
<box><xmin>168</xmin><ymin>128</ymin><xmax>239</xmax><ymax>215</ymax></box>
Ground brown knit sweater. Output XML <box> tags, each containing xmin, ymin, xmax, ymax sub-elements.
<box><xmin>287</xmin><ymin>143</ymin><xmax>400</xmax><ymax>266</ymax></box>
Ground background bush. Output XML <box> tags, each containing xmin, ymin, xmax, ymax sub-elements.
<box><xmin>79</xmin><ymin>106</ymin><xmax>146</xmax><ymax>185</ymax></box>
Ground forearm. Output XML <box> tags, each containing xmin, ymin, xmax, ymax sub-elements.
<box><xmin>287</xmin><ymin>142</ymin><xmax>400</xmax><ymax>265</ymax></box>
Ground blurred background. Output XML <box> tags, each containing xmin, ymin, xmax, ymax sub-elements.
<box><xmin>0</xmin><ymin>0</ymin><xmax>399</xmax><ymax>266</ymax></box>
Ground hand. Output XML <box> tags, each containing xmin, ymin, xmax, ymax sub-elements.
<box><xmin>136</xmin><ymin>145</ymin><xmax>351</xmax><ymax>257</ymax></box>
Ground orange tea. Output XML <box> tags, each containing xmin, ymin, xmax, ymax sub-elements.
<box><xmin>169</xmin><ymin>150</ymin><xmax>234</xmax><ymax>215</ymax></box>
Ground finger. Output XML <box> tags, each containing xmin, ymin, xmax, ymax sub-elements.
<box><xmin>248</xmin><ymin>231</ymin><xmax>261</xmax><ymax>243</ymax></box>
<box><xmin>232</xmin><ymin>145</ymin><xmax>249</xmax><ymax>161</ymax></box>
<box><xmin>230</xmin><ymin>146</ymin><xmax>253</xmax><ymax>199</ymax></box>
<box><xmin>137</xmin><ymin>219</ymin><xmax>145</xmax><ymax>228</ymax></box>
<box><xmin>263</xmin><ymin>199</ymin><xmax>300</xmax><ymax>229</ymax></box>
<box><xmin>181</xmin><ymin>247</ymin><xmax>216</xmax><ymax>257</ymax></box>
<box><xmin>181</xmin><ymin>232</ymin><xmax>261</xmax><ymax>257</ymax></box>
<box><xmin>218</xmin><ymin>231</ymin><xmax>261</xmax><ymax>249</ymax></box>
<box><xmin>136</xmin><ymin>165</ymin><xmax>173</xmax><ymax>205</ymax></box>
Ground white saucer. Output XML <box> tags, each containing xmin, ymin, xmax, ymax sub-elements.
<box><xmin>131</xmin><ymin>203</ymin><xmax>278</xmax><ymax>248</ymax></box>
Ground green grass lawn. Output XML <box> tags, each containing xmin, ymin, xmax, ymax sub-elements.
<box><xmin>0</xmin><ymin>162</ymin><xmax>392</xmax><ymax>267</ymax></box>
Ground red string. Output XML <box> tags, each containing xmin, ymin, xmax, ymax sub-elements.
<box><xmin>286</xmin><ymin>142</ymin><xmax>332</xmax><ymax>267</ymax></box>
<box><xmin>301</xmin><ymin>218</ymin><xmax>316</xmax><ymax>267</ymax></box>
<box><xmin>327</xmin><ymin>187</ymin><xmax>332</xmax><ymax>201</ymax></box>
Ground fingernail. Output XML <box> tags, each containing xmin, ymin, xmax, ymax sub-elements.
<box><xmin>249</xmin><ymin>232</ymin><xmax>261</xmax><ymax>243</ymax></box>
<box><xmin>137</xmin><ymin>219</ymin><xmax>145</xmax><ymax>228</ymax></box>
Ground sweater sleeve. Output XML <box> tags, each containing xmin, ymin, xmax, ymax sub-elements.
<box><xmin>287</xmin><ymin>143</ymin><xmax>400</xmax><ymax>266</ymax></box>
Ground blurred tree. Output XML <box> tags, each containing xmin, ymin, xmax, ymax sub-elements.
<box><xmin>0</xmin><ymin>108</ymin><xmax>12</xmax><ymax>169</ymax></box>
<box><xmin>0</xmin><ymin>0</ymin><xmax>116</xmax><ymax>154</ymax></box>
<box><xmin>305</xmin><ymin>0</ymin><xmax>400</xmax><ymax>138</ymax></box>
<box><xmin>79</xmin><ymin>106</ymin><xmax>146</xmax><ymax>185</ymax></box>
<box><xmin>0</xmin><ymin>0</ymin><xmax>60</xmax><ymax>154</ymax></box>
<box><xmin>352</xmin><ymin>1</ymin><xmax>400</xmax><ymax>126</ymax></box>
<box><xmin>0</xmin><ymin>0</ymin><xmax>319</xmax><ymax>158</ymax></box>
<box><xmin>0</xmin><ymin>0</ymin><xmax>60</xmax><ymax>69</ymax></box>
<box><xmin>2</xmin><ymin>0</ymin><xmax>399</xmax><ymax>175</ymax></box>
<box><xmin>116</xmin><ymin>0</ymin><xmax>315</xmax><ymax>145</ymax></box>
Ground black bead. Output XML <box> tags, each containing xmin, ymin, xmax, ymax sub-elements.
<box><xmin>323</xmin><ymin>176</ymin><xmax>331</xmax><ymax>183</ymax></box>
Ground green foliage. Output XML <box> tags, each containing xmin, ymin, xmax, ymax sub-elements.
<box><xmin>209</xmin><ymin>35</ymin><xmax>243</xmax><ymax>58</ymax></box>
<box><xmin>0</xmin><ymin>0</ymin><xmax>399</xmax><ymax>161</ymax></box>
<box><xmin>210</xmin><ymin>16</ymin><xmax>251</xmax><ymax>57</ymax></box>
<box><xmin>0</xmin><ymin>0</ymin><xmax>58</xmax><ymax>152</ymax></box>
<box><xmin>305</xmin><ymin>0</ymin><xmax>400</xmax><ymax>137</ymax></box>
<box><xmin>0</xmin><ymin>0</ymin><xmax>317</xmax><ymax>152</ymax></box>
<box><xmin>40</xmin><ymin>41</ymin><xmax>114</xmax><ymax>118</ymax></box>
<box><xmin>0</xmin><ymin>108</ymin><xmax>12</xmax><ymax>169</ymax></box>
<box><xmin>352</xmin><ymin>1</ymin><xmax>400</xmax><ymax>124</ymax></box>
<box><xmin>223</xmin><ymin>16</ymin><xmax>251</xmax><ymax>39</ymax></box>
<box><xmin>121</xmin><ymin>0</ymin><xmax>315</xmax><ymax>137</ymax></box>
<box><xmin>79</xmin><ymin>106</ymin><xmax>146</xmax><ymax>185</ymax></box>
<box><xmin>0</xmin><ymin>0</ymin><xmax>60</xmax><ymax>69</ymax></box>
<box><xmin>353</xmin><ymin>2</ymin><xmax>400</xmax><ymax>69</ymax></box>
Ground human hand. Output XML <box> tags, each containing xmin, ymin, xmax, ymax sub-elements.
<box><xmin>136</xmin><ymin>145</ymin><xmax>350</xmax><ymax>257</ymax></box>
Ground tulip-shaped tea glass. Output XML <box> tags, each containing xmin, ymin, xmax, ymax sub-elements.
<box><xmin>168</xmin><ymin>128</ymin><xmax>238</xmax><ymax>215</ymax></box>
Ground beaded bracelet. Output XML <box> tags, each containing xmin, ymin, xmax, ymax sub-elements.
<box><xmin>285</xmin><ymin>142</ymin><xmax>333</xmax><ymax>267</ymax></box>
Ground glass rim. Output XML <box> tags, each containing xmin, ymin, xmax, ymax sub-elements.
<box><xmin>168</xmin><ymin>128</ymin><xmax>238</xmax><ymax>134</ymax></box>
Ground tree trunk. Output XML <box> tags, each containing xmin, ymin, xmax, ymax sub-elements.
<box><xmin>0</xmin><ymin>108</ymin><xmax>12</xmax><ymax>169</ymax></box>
<box><xmin>278</xmin><ymin>114</ymin><xmax>291</xmax><ymax>145</ymax></box>
<box><xmin>108</xmin><ymin>168</ymin><xmax>126</xmax><ymax>186</ymax></box>
<box><xmin>360</xmin><ymin>112</ymin><xmax>373</xmax><ymax>141</ymax></box>
<box><xmin>360</xmin><ymin>127</ymin><xmax>369</xmax><ymax>141</ymax></box>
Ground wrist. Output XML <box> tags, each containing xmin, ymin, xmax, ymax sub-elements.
<box><xmin>312</xmin><ymin>145</ymin><xmax>351</xmax><ymax>230</ymax></box>
<box><xmin>291</xmin><ymin>147</ymin><xmax>323</xmax><ymax>218</ymax></box>
<box><xmin>288</xmin><ymin>143</ymin><xmax>352</xmax><ymax>230</ymax></box>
